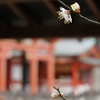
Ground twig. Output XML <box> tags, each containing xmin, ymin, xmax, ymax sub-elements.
<box><xmin>79</xmin><ymin>14</ymin><xmax>100</xmax><ymax>25</ymax></box>
<box><xmin>53</xmin><ymin>87</ymin><xmax>66</xmax><ymax>100</ymax></box>
<box><xmin>57</xmin><ymin>0</ymin><xmax>100</xmax><ymax>25</ymax></box>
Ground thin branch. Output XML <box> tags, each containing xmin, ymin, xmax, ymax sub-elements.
<box><xmin>57</xmin><ymin>0</ymin><xmax>100</xmax><ymax>25</ymax></box>
<box><xmin>79</xmin><ymin>14</ymin><xmax>100</xmax><ymax>25</ymax></box>
<box><xmin>53</xmin><ymin>87</ymin><xmax>66</xmax><ymax>100</ymax></box>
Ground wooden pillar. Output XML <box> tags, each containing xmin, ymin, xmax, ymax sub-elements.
<box><xmin>0</xmin><ymin>51</ymin><xmax>7</xmax><ymax>92</ymax></box>
<box><xmin>47</xmin><ymin>56</ymin><xmax>55</xmax><ymax>93</ymax></box>
<box><xmin>72</xmin><ymin>61</ymin><xmax>79</xmax><ymax>86</ymax></box>
<box><xmin>30</xmin><ymin>57</ymin><xmax>38</xmax><ymax>94</ymax></box>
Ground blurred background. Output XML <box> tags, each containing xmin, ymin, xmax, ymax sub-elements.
<box><xmin>0</xmin><ymin>0</ymin><xmax>100</xmax><ymax>100</ymax></box>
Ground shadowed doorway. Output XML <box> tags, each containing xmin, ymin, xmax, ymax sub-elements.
<box><xmin>38</xmin><ymin>61</ymin><xmax>48</xmax><ymax>93</ymax></box>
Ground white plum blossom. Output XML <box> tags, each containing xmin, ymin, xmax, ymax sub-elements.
<box><xmin>57</xmin><ymin>7</ymin><xmax>72</xmax><ymax>24</ymax></box>
<box><xmin>51</xmin><ymin>93</ymin><xmax>59</xmax><ymax>99</ymax></box>
<box><xmin>51</xmin><ymin>92</ymin><xmax>64</xmax><ymax>99</ymax></box>
<box><xmin>70</xmin><ymin>2</ymin><xmax>80</xmax><ymax>13</ymax></box>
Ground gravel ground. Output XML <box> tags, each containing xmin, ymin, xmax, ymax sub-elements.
<box><xmin>0</xmin><ymin>92</ymin><xmax>100</xmax><ymax>100</ymax></box>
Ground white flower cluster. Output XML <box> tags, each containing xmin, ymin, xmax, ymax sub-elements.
<box><xmin>57</xmin><ymin>2</ymin><xmax>80</xmax><ymax>24</ymax></box>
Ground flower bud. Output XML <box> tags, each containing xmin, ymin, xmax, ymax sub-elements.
<box><xmin>71</xmin><ymin>2</ymin><xmax>80</xmax><ymax>13</ymax></box>
<box><xmin>61</xmin><ymin>92</ymin><xmax>64</xmax><ymax>96</ymax></box>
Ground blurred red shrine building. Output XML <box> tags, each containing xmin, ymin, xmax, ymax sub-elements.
<box><xmin>0</xmin><ymin>38</ymin><xmax>100</xmax><ymax>95</ymax></box>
